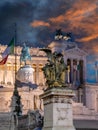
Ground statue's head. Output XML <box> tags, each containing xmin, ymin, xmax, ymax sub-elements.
<box><xmin>23</xmin><ymin>42</ymin><xmax>26</xmax><ymax>48</ymax></box>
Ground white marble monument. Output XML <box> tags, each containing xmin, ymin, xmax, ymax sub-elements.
<box><xmin>40</xmin><ymin>88</ymin><xmax>76</xmax><ymax>130</ymax></box>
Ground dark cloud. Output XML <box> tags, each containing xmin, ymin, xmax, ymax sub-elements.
<box><xmin>0</xmin><ymin>0</ymin><xmax>98</xmax><ymax>54</ymax></box>
<box><xmin>0</xmin><ymin>0</ymin><xmax>40</xmax><ymax>45</ymax></box>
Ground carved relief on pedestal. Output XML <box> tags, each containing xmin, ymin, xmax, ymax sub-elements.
<box><xmin>56</xmin><ymin>107</ymin><xmax>68</xmax><ymax>121</ymax></box>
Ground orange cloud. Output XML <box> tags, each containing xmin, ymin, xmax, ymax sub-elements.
<box><xmin>65</xmin><ymin>1</ymin><xmax>97</xmax><ymax>27</ymax></box>
<box><xmin>77</xmin><ymin>34</ymin><xmax>98</xmax><ymax>42</ymax></box>
<box><xmin>30</xmin><ymin>0</ymin><xmax>98</xmax><ymax>54</ymax></box>
<box><xmin>31</xmin><ymin>20</ymin><xmax>50</xmax><ymax>27</ymax></box>
<box><xmin>49</xmin><ymin>0</ymin><xmax>97</xmax><ymax>35</ymax></box>
<box><xmin>49</xmin><ymin>1</ymin><xmax>96</xmax><ymax>24</ymax></box>
<box><xmin>49</xmin><ymin>15</ymin><xmax>65</xmax><ymax>23</ymax></box>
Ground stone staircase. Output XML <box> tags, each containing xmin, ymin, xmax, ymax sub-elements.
<box><xmin>0</xmin><ymin>105</ymin><xmax>98</xmax><ymax>130</ymax></box>
<box><xmin>72</xmin><ymin>102</ymin><xmax>98</xmax><ymax>120</ymax></box>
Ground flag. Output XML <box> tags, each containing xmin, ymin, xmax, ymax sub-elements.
<box><xmin>2</xmin><ymin>37</ymin><xmax>14</xmax><ymax>58</ymax></box>
<box><xmin>0</xmin><ymin>55</ymin><xmax>8</xmax><ymax>65</ymax></box>
<box><xmin>77</xmin><ymin>64</ymin><xmax>80</xmax><ymax>70</ymax></box>
<box><xmin>0</xmin><ymin>37</ymin><xmax>14</xmax><ymax>65</ymax></box>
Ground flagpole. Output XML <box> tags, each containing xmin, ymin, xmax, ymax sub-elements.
<box><xmin>13</xmin><ymin>23</ymin><xmax>21</xmax><ymax>130</ymax></box>
<box><xmin>14</xmin><ymin>23</ymin><xmax>17</xmax><ymax>88</ymax></box>
<box><xmin>10</xmin><ymin>23</ymin><xmax>23</xmax><ymax>130</ymax></box>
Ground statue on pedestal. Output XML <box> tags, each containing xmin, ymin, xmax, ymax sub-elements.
<box><xmin>40</xmin><ymin>48</ymin><xmax>67</xmax><ymax>87</ymax></box>
<box><xmin>17</xmin><ymin>43</ymin><xmax>34</xmax><ymax>84</ymax></box>
<box><xmin>20</xmin><ymin>43</ymin><xmax>31</xmax><ymax>65</ymax></box>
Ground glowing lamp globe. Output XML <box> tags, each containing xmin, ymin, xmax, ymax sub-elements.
<box><xmin>16</xmin><ymin>65</ymin><xmax>34</xmax><ymax>83</ymax></box>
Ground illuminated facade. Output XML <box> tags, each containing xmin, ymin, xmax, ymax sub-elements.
<box><xmin>0</xmin><ymin>39</ymin><xmax>98</xmax><ymax>122</ymax></box>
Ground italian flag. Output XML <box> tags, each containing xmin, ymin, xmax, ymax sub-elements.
<box><xmin>0</xmin><ymin>55</ymin><xmax>8</xmax><ymax>65</ymax></box>
<box><xmin>0</xmin><ymin>37</ymin><xmax>14</xmax><ymax>65</ymax></box>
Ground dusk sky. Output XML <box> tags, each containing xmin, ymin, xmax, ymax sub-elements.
<box><xmin>0</xmin><ymin>0</ymin><xmax>98</xmax><ymax>55</ymax></box>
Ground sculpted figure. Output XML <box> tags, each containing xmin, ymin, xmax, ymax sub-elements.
<box><xmin>20</xmin><ymin>43</ymin><xmax>31</xmax><ymax>65</ymax></box>
<box><xmin>57</xmin><ymin>56</ymin><xmax>67</xmax><ymax>84</ymax></box>
<box><xmin>40</xmin><ymin>48</ymin><xmax>67</xmax><ymax>87</ymax></box>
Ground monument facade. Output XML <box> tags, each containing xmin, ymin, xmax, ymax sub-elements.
<box><xmin>0</xmin><ymin>37</ymin><xmax>98</xmax><ymax>125</ymax></box>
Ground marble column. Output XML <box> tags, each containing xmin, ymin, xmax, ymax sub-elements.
<box><xmin>71</xmin><ymin>59</ymin><xmax>73</xmax><ymax>83</ymax></box>
<box><xmin>12</xmin><ymin>62</ymin><xmax>15</xmax><ymax>85</ymax></box>
<box><xmin>10</xmin><ymin>62</ymin><xmax>13</xmax><ymax>85</ymax></box>
<box><xmin>83</xmin><ymin>58</ymin><xmax>86</xmax><ymax>83</ymax></box>
<box><xmin>73</xmin><ymin>67</ymin><xmax>76</xmax><ymax>84</ymax></box>
<box><xmin>77</xmin><ymin>60</ymin><xmax>80</xmax><ymax>83</ymax></box>
<box><xmin>36</xmin><ymin>64</ymin><xmax>39</xmax><ymax>85</ymax></box>
<box><xmin>73</xmin><ymin>60</ymin><xmax>77</xmax><ymax>84</ymax></box>
<box><xmin>67</xmin><ymin>65</ymin><xmax>70</xmax><ymax>83</ymax></box>
<box><xmin>43</xmin><ymin>63</ymin><xmax>46</xmax><ymax>86</ymax></box>
<box><xmin>3</xmin><ymin>64</ymin><xmax>7</xmax><ymax>84</ymax></box>
<box><xmin>2</xmin><ymin>65</ymin><xmax>5</xmax><ymax>84</ymax></box>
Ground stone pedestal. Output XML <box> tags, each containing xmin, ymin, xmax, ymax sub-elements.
<box><xmin>40</xmin><ymin>88</ymin><xmax>76</xmax><ymax>130</ymax></box>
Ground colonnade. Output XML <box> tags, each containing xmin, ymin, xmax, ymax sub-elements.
<box><xmin>66</xmin><ymin>59</ymin><xmax>84</xmax><ymax>86</ymax></box>
<box><xmin>0</xmin><ymin>58</ymin><xmax>84</xmax><ymax>87</ymax></box>
<box><xmin>32</xmin><ymin>62</ymin><xmax>45</xmax><ymax>86</ymax></box>
<box><xmin>0</xmin><ymin>60</ymin><xmax>46</xmax><ymax>87</ymax></box>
